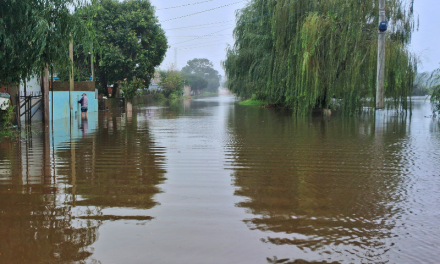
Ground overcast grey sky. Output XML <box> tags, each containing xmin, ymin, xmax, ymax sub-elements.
<box><xmin>411</xmin><ymin>0</ymin><xmax>440</xmax><ymax>73</ymax></box>
<box><xmin>149</xmin><ymin>0</ymin><xmax>440</xmax><ymax>75</ymax></box>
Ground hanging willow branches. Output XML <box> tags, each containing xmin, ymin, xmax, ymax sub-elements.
<box><xmin>223</xmin><ymin>0</ymin><xmax>417</xmax><ymax>114</ymax></box>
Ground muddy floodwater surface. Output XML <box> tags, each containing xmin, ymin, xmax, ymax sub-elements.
<box><xmin>1</xmin><ymin>96</ymin><xmax>440</xmax><ymax>264</ymax></box>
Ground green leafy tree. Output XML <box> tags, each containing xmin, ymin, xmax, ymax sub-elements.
<box><xmin>56</xmin><ymin>45</ymin><xmax>93</xmax><ymax>82</ymax></box>
<box><xmin>184</xmin><ymin>74</ymin><xmax>208</xmax><ymax>94</ymax></box>
<box><xmin>181</xmin><ymin>58</ymin><xmax>221</xmax><ymax>93</ymax></box>
<box><xmin>0</xmin><ymin>0</ymin><xmax>94</xmax><ymax>84</ymax></box>
<box><xmin>120</xmin><ymin>77</ymin><xmax>144</xmax><ymax>102</ymax></box>
<box><xmin>87</xmin><ymin>0</ymin><xmax>168</xmax><ymax>97</ymax></box>
<box><xmin>223</xmin><ymin>0</ymin><xmax>417</xmax><ymax>114</ymax></box>
<box><xmin>159</xmin><ymin>69</ymin><xmax>184</xmax><ymax>98</ymax></box>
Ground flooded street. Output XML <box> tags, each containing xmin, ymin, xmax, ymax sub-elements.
<box><xmin>1</xmin><ymin>95</ymin><xmax>440</xmax><ymax>264</ymax></box>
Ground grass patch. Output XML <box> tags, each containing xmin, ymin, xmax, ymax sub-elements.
<box><xmin>239</xmin><ymin>98</ymin><xmax>268</xmax><ymax>106</ymax></box>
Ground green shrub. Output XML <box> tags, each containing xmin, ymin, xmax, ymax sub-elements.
<box><xmin>431</xmin><ymin>85</ymin><xmax>440</xmax><ymax>113</ymax></box>
<box><xmin>120</xmin><ymin>77</ymin><xmax>144</xmax><ymax>102</ymax></box>
<box><xmin>239</xmin><ymin>94</ymin><xmax>268</xmax><ymax>106</ymax></box>
<box><xmin>0</xmin><ymin>105</ymin><xmax>16</xmax><ymax>139</ymax></box>
<box><xmin>168</xmin><ymin>93</ymin><xmax>180</xmax><ymax>100</ymax></box>
<box><xmin>153</xmin><ymin>93</ymin><xmax>165</xmax><ymax>101</ymax></box>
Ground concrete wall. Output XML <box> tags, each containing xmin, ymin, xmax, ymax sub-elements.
<box><xmin>184</xmin><ymin>86</ymin><xmax>191</xmax><ymax>97</ymax></box>
<box><xmin>49</xmin><ymin>91</ymin><xmax>98</xmax><ymax>121</ymax></box>
<box><xmin>52</xmin><ymin>81</ymin><xmax>95</xmax><ymax>92</ymax></box>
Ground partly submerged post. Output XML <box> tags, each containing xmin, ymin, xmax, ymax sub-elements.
<box><xmin>69</xmin><ymin>37</ymin><xmax>74</xmax><ymax>119</ymax></box>
<box><xmin>42</xmin><ymin>67</ymin><xmax>50</xmax><ymax>128</ymax></box>
<box><xmin>376</xmin><ymin>0</ymin><xmax>386</xmax><ymax>109</ymax></box>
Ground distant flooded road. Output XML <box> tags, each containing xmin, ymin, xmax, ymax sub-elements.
<box><xmin>1</xmin><ymin>96</ymin><xmax>440</xmax><ymax>264</ymax></box>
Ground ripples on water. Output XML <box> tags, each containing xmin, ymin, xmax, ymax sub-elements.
<box><xmin>0</xmin><ymin>96</ymin><xmax>439</xmax><ymax>264</ymax></box>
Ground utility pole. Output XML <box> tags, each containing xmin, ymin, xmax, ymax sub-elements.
<box><xmin>376</xmin><ymin>0</ymin><xmax>386</xmax><ymax>109</ymax></box>
<box><xmin>91</xmin><ymin>44</ymin><xmax>95</xmax><ymax>82</ymax></box>
<box><xmin>69</xmin><ymin>37</ymin><xmax>74</xmax><ymax>118</ymax></box>
<box><xmin>42</xmin><ymin>66</ymin><xmax>49</xmax><ymax>128</ymax></box>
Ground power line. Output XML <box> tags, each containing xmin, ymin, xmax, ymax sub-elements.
<box><xmin>163</xmin><ymin>20</ymin><xmax>234</xmax><ymax>30</ymax></box>
<box><xmin>156</xmin><ymin>0</ymin><xmax>214</xmax><ymax>11</ymax></box>
<box><xmin>165</xmin><ymin>24</ymin><xmax>235</xmax><ymax>31</ymax></box>
<box><xmin>159</xmin><ymin>1</ymin><xmax>245</xmax><ymax>23</ymax></box>
<box><xmin>169</xmin><ymin>0</ymin><xmax>303</xmax><ymax>45</ymax></box>
<box><xmin>176</xmin><ymin>39</ymin><xmax>233</xmax><ymax>48</ymax></box>
<box><xmin>178</xmin><ymin>43</ymin><xmax>229</xmax><ymax>50</ymax></box>
<box><xmin>167</xmin><ymin>34</ymin><xmax>232</xmax><ymax>38</ymax></box>
<box><xmin>170</xmin><ymin>27</ymin><xmax>234</xmax><ymax>45</ymax></box>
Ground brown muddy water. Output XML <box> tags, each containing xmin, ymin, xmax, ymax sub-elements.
<box><xmin>1</xmin><ymin>96</ymin><xmax>439</xmax><ymax>264</ymax></box>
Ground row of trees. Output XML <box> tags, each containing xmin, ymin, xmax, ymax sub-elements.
<box><xmin>223</xmin><ymin>0</ymin><xmax>417</xmax><ymax>114</ymax></box>
<box><xmin>153</xmin><ymin>58</ymin><xmax>222</xmax><ymax>99</ymax></box>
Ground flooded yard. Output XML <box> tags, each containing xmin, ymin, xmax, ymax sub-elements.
<box><xmin>1</xmin><ymin>95</ymin><xmax>439</xmax><ymax>263</ymax></box>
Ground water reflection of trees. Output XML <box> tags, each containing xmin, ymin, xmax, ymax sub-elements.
<box><xmin>0</xmin><ymin>112</ymin><xmax>166</xmax><ymax>263</ymax></box>
<box><xmin>55</xmin><ymin>112</ymin><xmax>167</xmax><ymax>209</ymax></box>
<box><xmin>0</xmin><ymin>185</ymin><xmax>101</xmax><ymax>264</ymax></box>
<box><xmin>227</xmin><ymin>107</ymin><xmax>409</xmax><ymax>262</ymax></box>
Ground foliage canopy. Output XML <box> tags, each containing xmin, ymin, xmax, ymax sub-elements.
<box><xmin>0</xmin><ymin>0</ymin><xmax>94</xmax><ymax>84</ymax></box>
<box><xmin>223</xmin><ymin>0</ymin><xmax>417</xmax><ymax>114</ymax></box>
<box><xmin>87</xmin><ymin>0</ymin><xmax>168</xmax><ymax>97</ymax></box>
<box><xmin>159</xmin><ymin>69</ymin><xmax>184</xmax><ymax>98</ymax></box>
<box><xmin>185</xmin><ymin>74</ymin><xmax>209</xmax><ymax>94</ymax></box>
<box><xmin>120</xmin><ymin>77</ymin><xmax>144</xmax><ymax>102</ymax></box>
<box><xmin>182</xmin><ymin>58</ymin><xmax>221</xmax><ymax>93</ymax></box>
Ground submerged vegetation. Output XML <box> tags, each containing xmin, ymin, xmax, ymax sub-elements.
<box><xmin>224</xmin><ymin>0</ymin><xmax>417</xmax><ymax>114</ymax></box>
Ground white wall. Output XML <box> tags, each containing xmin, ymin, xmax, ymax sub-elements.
<box><xmin>19</xmin><ymin>76</ymin><xmax>43</xmax><ymax>122</ymax></box>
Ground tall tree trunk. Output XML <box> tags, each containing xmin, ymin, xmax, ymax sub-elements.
<box><xmin>100</xmin><ymin>72</ymin><xmax>108</xmax><ymax>97</ymax></box>
<box><xmin>111</xmin><ymin>82</ymin><xmax>118</xmax><ymax>98</ymax></box>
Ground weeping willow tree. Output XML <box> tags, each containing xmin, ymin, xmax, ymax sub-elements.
<box><xmin>223</xmin><ymin>0</ymin><xmax>417</xmax><ymax>114</ymax></box>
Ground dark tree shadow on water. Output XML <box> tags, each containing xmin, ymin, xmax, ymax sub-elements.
<box><xmin>267</xmin><ymin>256</ymin><xmax>340</xmax><ymax>264</ymax></box>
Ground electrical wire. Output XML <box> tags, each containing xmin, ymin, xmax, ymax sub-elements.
<box><xmin>170</xmin><ymin>27</ymin><xmax>234</xmax><ymax>45</ymax></box>
<box><xmin>159</xmin><ymin>1</ymin><xmax>245</xmax><ymax>23</ymax></box>
<box><xmin>168</xmin><ymin>0</ymin><xmax>303</xmax><ymax>46</ymax></box>
<box><xmin>176</xmin><ymin>39</ymin><xmax>233</xmax><ymax>48</ymax></box>
<box><xmin>177</xmin><ymin>43</ymin><xmax>229</xmax><ymax>50</ymax></box>
<box><xmin>163</xmin><ymin>20</ymin><xmax>234</xmax><ymax>31</ymax></box>
<box><xmin>165</xmin><ymin>24</ymin><xmax>235</xmax><ymax>31</ymax></box>
<box><xmin>167</xmin><ymin>34</ymin><xmax>232</xmax><ymax>38</ymax></box>
<box><xmin>156</xmin><ymin>0</ymin><xmax>214</xmax><ymax>11</ymax></box>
